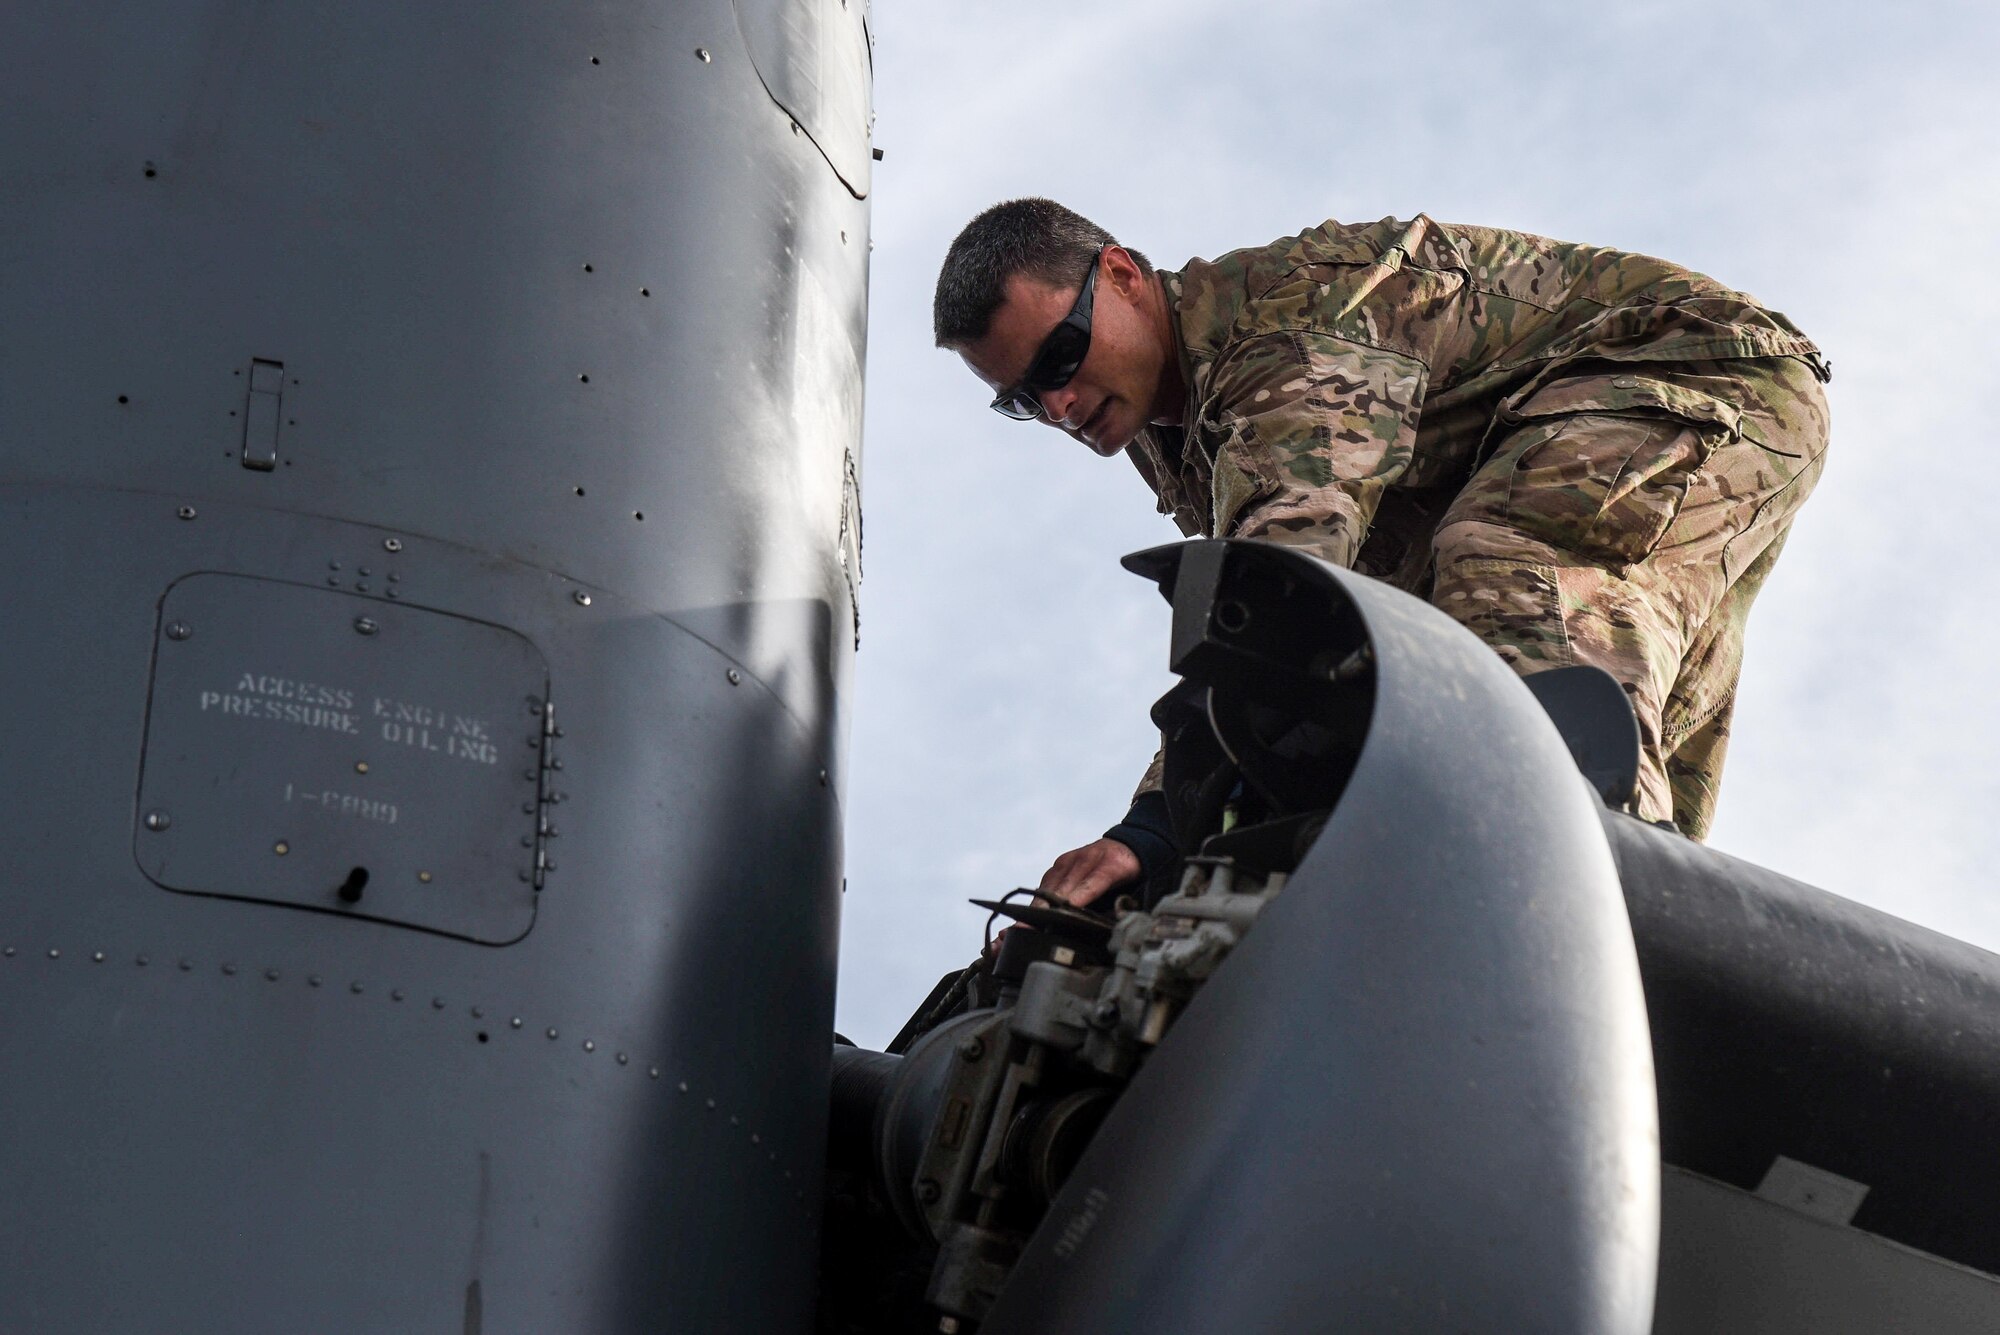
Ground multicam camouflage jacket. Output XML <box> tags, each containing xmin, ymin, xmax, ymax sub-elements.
<box><xmin>1127</xmin><ymin>214</ymin><xmax>1826</xmax><ymax>592</ymax></box>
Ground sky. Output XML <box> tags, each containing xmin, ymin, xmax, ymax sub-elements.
<box><xmin>833</xmin><ymin>0</ymin><xmax>2000</xmax><ymax>1046</ymax></box>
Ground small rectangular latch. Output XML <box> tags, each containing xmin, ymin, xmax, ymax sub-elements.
<box><xmin>240</xmin><ymin>358</ymin><xmax>285</xmax><ymax>471</ymax></box>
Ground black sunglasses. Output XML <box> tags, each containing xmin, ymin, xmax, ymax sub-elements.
<box><xmin>989</xmin><ymin>253</ymin><xmax>1100</xmax><ymax>421</ymax></box>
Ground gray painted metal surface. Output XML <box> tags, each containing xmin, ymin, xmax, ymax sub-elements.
<box><xmin>981</xmin><ymin>544</ymin><xmax>1660</xmax><ymax>1334</ymax></box>
<box><xmin>0</xmin><ymin>2</ymin><xmax>869</xmax><ymax>1330</ymax></box>
<box><xmin>1656</xmin><ymin>1167</ymin><xmax>2000</xmax><ymax>1334</ymax></box>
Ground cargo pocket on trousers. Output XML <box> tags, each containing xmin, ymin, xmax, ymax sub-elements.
<box><xmin>1495</xmin><ymin>374</ymin><xmax>1737</xmax><ymax>568</ymax></box>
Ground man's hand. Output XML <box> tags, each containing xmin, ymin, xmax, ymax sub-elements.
<box><xmin>1037</xmin><ymin>837</ymin><xmax>1142</xmax><ymax>909</ymax></box>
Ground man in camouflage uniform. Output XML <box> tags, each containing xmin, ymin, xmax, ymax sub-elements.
<box><xmin>933</xmin><ymin>198</ymin><xmax>1830</xmax><ymax>906</ymax></box>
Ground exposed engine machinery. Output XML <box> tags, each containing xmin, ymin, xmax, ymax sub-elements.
<box><xmin>825</xmin><ymin>537</ymin><xmax>1658</xmax><ymax>1335</ymax></box>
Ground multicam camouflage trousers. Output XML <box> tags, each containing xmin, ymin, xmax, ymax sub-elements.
<box><xmin>1430</xmin><ymin>354</ymin><xmax>1830</xmax><ymax>840</ymax></box>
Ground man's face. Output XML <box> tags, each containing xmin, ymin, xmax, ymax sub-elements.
<box><xmin>956</xmin><ymin>246</ymin><xmax>1173</xmax><ymax>457</ymax></box>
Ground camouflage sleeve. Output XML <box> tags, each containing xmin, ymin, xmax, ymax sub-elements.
<box><xmin>1204</xmin><ymin>331</ymin><xmax>1427</xmax><ymax>568</ymax></box>
<box><xmin>1132</xmin><ymin>746</ymin><xmax>1165</xmax><ymax>801</ymax></box>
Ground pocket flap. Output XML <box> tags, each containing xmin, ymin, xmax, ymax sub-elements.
<box><xmin>1505</xmin><ymin>373</ymin><xmax>1742</xmax><ymax>438</ymax></box>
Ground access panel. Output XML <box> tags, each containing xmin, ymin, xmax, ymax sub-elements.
<box><xmin>135</xmin><ymin>573</ymin><xmax>549</xmax><ymax>943</ymax></box>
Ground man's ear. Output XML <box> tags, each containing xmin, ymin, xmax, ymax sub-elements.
<box><xmin>1100</xmin><ymin>244</ymin><xmax>1148</xmax><ymax>297</ymax></box>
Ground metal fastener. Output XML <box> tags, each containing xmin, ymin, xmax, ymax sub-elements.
<box><xmin>263</xmin><ymin>968</ymin><xmax>280</xmax><ymax>982</ymax></box>
<box><xmin>510</xmin><ymin>1016</ymin><xmax>523</xmax><ymax>1029</ymax></box>
<box><xmin>695</xmin><ymin>47</ymin><xmax>711</xmax><ymax>61</ymax></box>
<box><xmin>546</xmin><ymin>1027</ymin><xmax>559</xmax><ymax>1040</ymax></box>
<box><xmin>165</xmin><ymin>621</ymin><xmax>191</xmax><ymax>641</ymax></box>
<box><xmin>144</xmin><ymin>810</ymin><xmax>171</xmax><ymax>831</ymax></box>
<box><xmin>726</xmin><ymin>668</ymin><xmax>741</xmax><ymax>685</ymax></box>
<box><xmin>48</xmin><ymin>948</ymin><xmax>60</xmax><ymax>960</ymax></box>
<box><xmin>616</xmin><ymin>1052</ymin><xmax>629</xmax><ymax>1065</ymax></box>
<box><xmin>383</xmin><ymin>538</ymin><xmax>402</xmax><ymax>552</ymax></box>
<box><xmin>433</xmin><ymin>996</ymin><xmax>446</xmax><ymax>1009</ymax></box>
<box><xmin>274</xmin><ymin>841</ymin><xmax>289</xmax><ymax>855</ymax></box>
<box><xmin>177</xmin><ymin>505</ymin><xmax>197</xmax><ymax>520</ymax></box>
<box><xmin>353</xmin><ymin>616</ymin><xmax>378</xmax><ymax>636</ymax></box>
<box><xmin>392</xmin><ymin>989</ymin><xmax>405</xmax><ymax>1002</ymax></box>
<box><xmin>573</xmin><ymin>591</ymin><xmax>592</xmax><ymax>606</ymax></box>
<box><xmin>92</xmin><ymin>951</ymin><xmax>105</xmax><ymax>963</ymax></box>
<box><xmin>221</xmin><ymin>962</ymin><xmax>236</xmax><ymax>975</ymax></box>
<box><xmin>958</xmin><ymin>1037</ymin><xmax>985</xmax><ymax>1062</ymax></box>
<box><xmin>418</xmin><ymin>870</ymin><xmax>433</xmax><ymax>883</ymax></box>
<box><xmin>583</xmin><ymin>1040</ymin><xmax>595</xmax><ymax>1052</ymax></box>
<box><xmin>471</xmin><ymin>1006</ymin><xmax>484</xmax><ymax>1019</ymax></box>
<box><xmin>355</xmin><ymin>762</ymin><xmax>369</xmax><ymax>774</ymax></box>
<box><xmin>355</xmin><ymin>582</ymin><xmax>370</xmax><ymax>593</ymax></box>
<box><xmin>307</xmin><ymin>973</ymin><xmax>321</xmax><ymax>986</ymax></box>
<box><xmin>349</xmin><ymin>980</ymin><xmax>364</xmax><ymax>994</ymax></box>
<box><xmin>917</xmin><ymin>1178</ymin><xmax>942</xmax><ymax>1205</ymax></box>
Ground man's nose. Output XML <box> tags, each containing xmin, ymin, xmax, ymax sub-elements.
<box><xmin>1039</xmin><ymin>384</ymin><xmax>1082</xmax><ymax>426</ymax></box>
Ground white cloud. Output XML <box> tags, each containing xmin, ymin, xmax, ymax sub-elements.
<box><xmin>837</xmin><ymin>0</ymin><xmax>2000</xmax><ymax>1044</ymax></box>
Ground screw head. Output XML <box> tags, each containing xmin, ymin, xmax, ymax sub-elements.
<box><xmin>176</xmin><ymin>505</ymin><xmax>196</xmax><ymax>520</ymax></box>
<box><xmin>418</xmin><ymin>870</ymin><xmax>433</xmax><ymax>884</ymax></box>
<box><xmin>383</xmin><ymin>537</ymin><xmax>402</xmax><ymax>552</ymax></box>
<box><xmin>573</xmin><ymin>591</ymin><xmax>592</xmax><ymax>606</ymax></box>
<box><xmin>695</xmin><ymin>46</ymin><xmax>712</xmax><ymax>61</ymax></box>
<box><xmin>143</xmin><ymin>810</ymin><xmax>171</xmax><ymax>831</ymax></box>
<box><xmin>353</xmin><ymin>616</ymin><xmax>378</xmax><ymax>635</ymax></box>
<box><xmin>354</xmin><ymin>761</ymin><xmax>369</xmax><ymax>774</ymax></box>
<box><xmin>958</xmin><ymin>1037</ymin><xmax>985</xmax><ymax>1062</ymax></box>
<box><xmin>917</xmin><ymin>1178</ymin><xmax>942</xmax><ymax>1205</ymax></box>
<box><xmin>274</xmin><ymin>841</ymin><xmax>289</xmax><ymax>855</ymax></box>
<box><xmin>164</xmin><ymin>621</ymin><xmax>192</xmax><ymax>641</ymax></box>
<box><xmin>726</xmin><ymin>668</ymin><xmax>742</xmax><ymax>685</ymax></box>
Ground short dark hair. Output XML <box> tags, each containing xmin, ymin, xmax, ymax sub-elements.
<box><xmin>932</xmin><ymin>198</ymin><xmax>1150</xmax><ymax>347</ymax></box>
